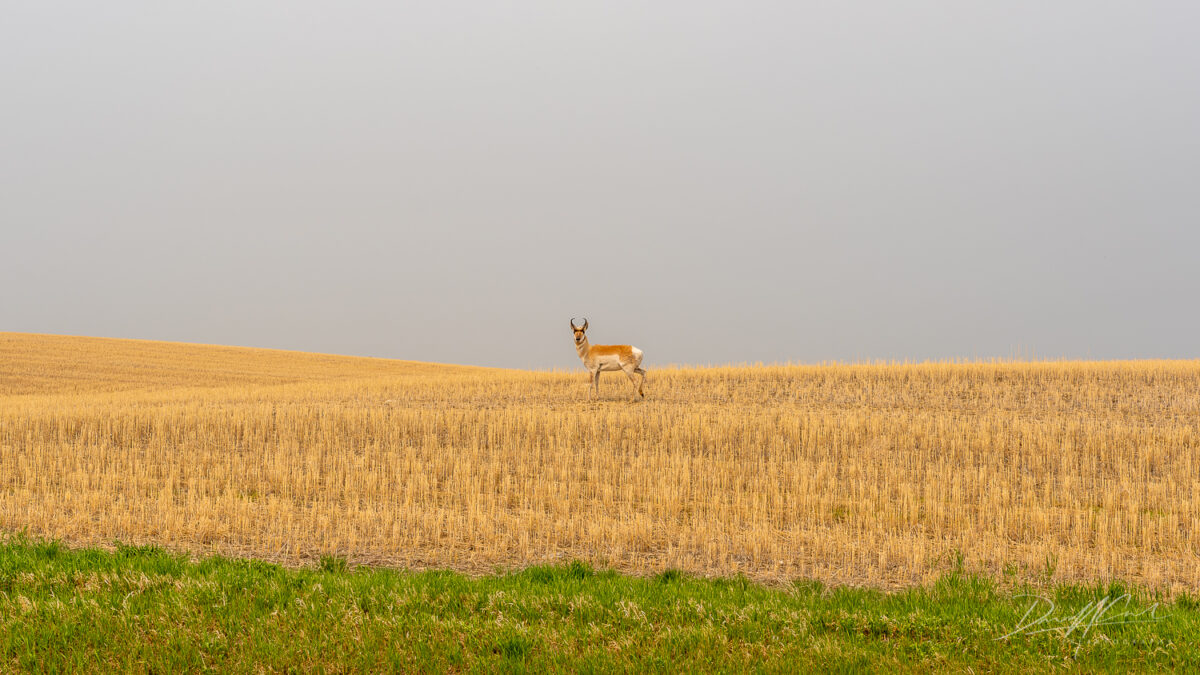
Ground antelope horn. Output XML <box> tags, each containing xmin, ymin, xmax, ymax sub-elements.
<box><xmin>582</xmin><ymin>318</ymin><xmax>588</xmax><ymax>330</ymax></box>
<box><xmin>570</xmin><ymin>317</ymin><xmax>578</xmax><ymax>330</ymax></box>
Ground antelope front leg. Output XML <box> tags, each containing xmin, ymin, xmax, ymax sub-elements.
<box><xmin>592</xmin><ymin>369</ymin><xmax>601</xmax><ymax>399</ymax></box>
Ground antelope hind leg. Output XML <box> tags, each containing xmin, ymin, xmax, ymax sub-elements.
<box><xmin>621</xmin><ymin>366</ymin><xmax>640</xmax><ymax>398</ymax></box>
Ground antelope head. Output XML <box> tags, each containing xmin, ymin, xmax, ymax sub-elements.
<box><xmin>569</xmin><ymin>317</ymin><xmax>589</xmax><ymax>345</ymax></box>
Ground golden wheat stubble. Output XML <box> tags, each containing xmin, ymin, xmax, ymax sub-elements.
<box><xmin>2</xmin><ymin>332</ymin><xmax>1198</xmax><ymax>593</ymax></box>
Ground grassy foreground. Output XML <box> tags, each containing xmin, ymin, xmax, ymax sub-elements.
<box><xmin>1</xmin><ymin>538</ymin><xmax>1197</xmax><ymax>673</ymax></box>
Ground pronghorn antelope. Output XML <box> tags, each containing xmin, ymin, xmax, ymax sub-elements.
<box><xmin>570</xmin><ymin>318</ymin><xmax>646</xmax><ymax>398</ymax></box>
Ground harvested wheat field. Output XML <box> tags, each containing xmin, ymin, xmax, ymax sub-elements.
<box><xmin>2</xmin><ymin>332</ymin><xmax>1198</xmax><ymax>593</ymax></box>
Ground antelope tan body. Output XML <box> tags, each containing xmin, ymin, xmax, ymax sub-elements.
<box><xmin>570</xmin><ymin>318</ymin><xmax>646</xmax><ymax>398</ymax></box>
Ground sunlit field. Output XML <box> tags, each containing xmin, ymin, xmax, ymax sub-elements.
<box><xmin>2</xmin><ymin>332</ymin><xmax>1198</xmax><ymax>594</ymax></box>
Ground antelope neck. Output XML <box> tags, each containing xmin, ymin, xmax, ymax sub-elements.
<box><xmin>575</xmin><ymin>336</ymin><xmax>590</xmax><ymax>358</ymax></box>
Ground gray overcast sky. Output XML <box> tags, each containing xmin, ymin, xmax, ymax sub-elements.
<box><xmin>2</xmin><ymin>2</ymin><xmax>1198</xmax><ymax>369</ymax></box>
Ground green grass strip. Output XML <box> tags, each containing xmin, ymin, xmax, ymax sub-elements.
<box><xmin>1</xmin><ymin>536</ymin><xmax>1197</xmax><ymax>673</ymax></box>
